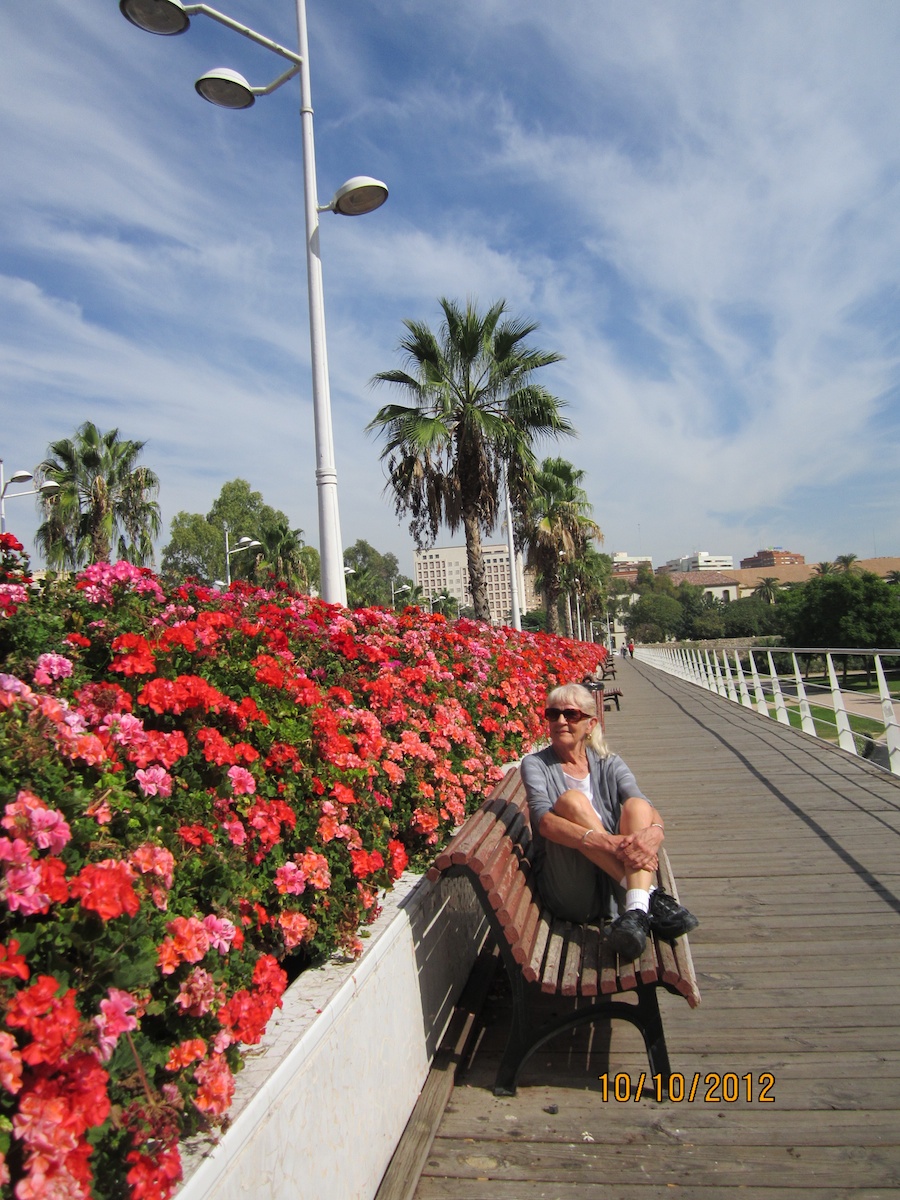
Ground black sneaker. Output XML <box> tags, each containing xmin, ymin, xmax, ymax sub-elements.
<box><xmin>605</xmin><ymin>909</ymin><xmax>650</xmax><ymax>959</ymax></box>
<box><xmin>649</xmin><ymin>889</ymin><xmax>699</xmax><ymax>941</ymax></box>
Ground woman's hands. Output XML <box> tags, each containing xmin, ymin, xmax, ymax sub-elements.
<box><xmin>615</xmin><ymin>823</ymin><xmax>663</xmax><ymax>873</ymax></box>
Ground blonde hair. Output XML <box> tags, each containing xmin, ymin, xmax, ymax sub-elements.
<box><xmin>546</xmin><ymin>682</ymin><xmax>610</xmax><ymax>757</ymax></box>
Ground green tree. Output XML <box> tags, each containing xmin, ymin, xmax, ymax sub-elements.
<box><xmin>343</xmin><ymin>540</ymin><xmax>407</xmax><ymax>608</ymax></box>
<box><xmin>625</xmin><ymin>592</ymin><xmax>683</xmax><ymax>642</ymax></box>
<box><xmin>722</xmin><ymin>596</ymin><xmax>782</xmax><ymax>638</ymax></box>
<box><xmin>782</xmin><ymin>571</ymin><xmax>900</xmax><ymax>648</ymax></box>
<box><xmin>35</xmin><ymin>421</ymin><xmax>161</xmax><ymax>568</ymax></box>
<box><xmin>160</xmin><ymin>512</ymin><xmax>219</xmax><ymax>582</ymax></box>
<box><xmin>368</xmin><ymin>297</ymin><xmax>572</xmax><ymax>622</ymax></box>
<box><xmin>521</xmin><ymin>458</ymin><xmax>602</xmax><ymax>635</ymax></box>
<box><xmin>161</xmin><ymin>480</ymin><xmax>311</xmax><ymax>588</ymax></box>
<box><xmin>634</xmin><ymin>562</ymin><xmax>656</xmax><ymax>591</ymax></box>
<box><xmin>813</xmin><ymin>561</ymin><xmax>837</xmax><ymax>575</ymax></box>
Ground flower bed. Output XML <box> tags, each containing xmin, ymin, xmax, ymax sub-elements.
<box><xmin>0</xmin><ymin>533</ymin><xmax>603</xmax><ymax>1199</ymax></box>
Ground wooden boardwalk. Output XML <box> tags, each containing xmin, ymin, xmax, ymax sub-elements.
<box><xmin>404</xmin><ymin>658</ymin><xmax>900</xmax><ymax>1199</ymax></box>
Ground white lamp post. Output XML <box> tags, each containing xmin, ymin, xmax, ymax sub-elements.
<box><xmin>0</xmin><ymin>461</ymin><xmax>60</xmax><ymax>535</ymax></box>
<box><xmin>501</xmin><ymin>462</ymin><xmax>521</xmax><ymax>632</ymax></box>
<box><xmin>391</xmin><ymin>581</ymin><xmax>410</xmax><ymax>608</ymax></box>
<box><xmin>224</xmin><ymin>527</ymin><xmax>261</xmax><ymax>585</ymax></box>
<box><xmin>119</xmin><ymin>0</ymin><xmax>388</xmax><ymax>607</ymax></box>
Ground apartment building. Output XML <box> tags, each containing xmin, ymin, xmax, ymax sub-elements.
<box><xmin>739</xmin><ymin>547</ymin><xmax>806</xmax><ymax>568</ymax></box>
<box><xmin>660</xmin><ymin>551</ymin><xmax>734</xmax><ymax>573</ymax></box>
<box><xmin>412</xmin><ymin>543</ymin><xmax>537</xmax><ymax>625</ymax></box>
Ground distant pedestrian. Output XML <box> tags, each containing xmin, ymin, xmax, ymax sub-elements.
<box><xmin>621</xmin><ymin>644</ymin><xmax>627</xmax><ymax>659</ymax></box>
<box><xmin>627</xmin><ymin>640</ymin><xmax>635</xmax><ymax>659</ymax></box>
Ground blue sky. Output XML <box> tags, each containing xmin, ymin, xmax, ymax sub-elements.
<box><xmin>2</xmin><ymin>0</ymin><xmax>899</xmax><ymax>575</ymax></box>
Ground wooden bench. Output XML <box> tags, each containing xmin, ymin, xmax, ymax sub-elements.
<box><xmin>427</xmin><ymin>767</ymin><xmax>700</xmax><ymax>1097</ymax></box>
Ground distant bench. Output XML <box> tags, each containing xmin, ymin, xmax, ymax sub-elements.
<box><xmin>427</xmin><ymin>767</ymin><xmax>700</xmax><ymax>1097</ymax></box>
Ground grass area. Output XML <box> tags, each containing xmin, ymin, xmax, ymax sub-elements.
<box><xmin>784</xmin><ymin>701</ymin><xmax>885</xmax><ymax>742</ymax></box>
<box><xmin>788</xmin><ymin>665</ymin><xmax>900</xmax><ymax>700</ymax></box>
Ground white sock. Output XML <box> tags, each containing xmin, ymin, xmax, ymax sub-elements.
<box><xmin>625</xmin><ymin>888</ymin><xmax>651</xmax><ymax>913</ymax></box>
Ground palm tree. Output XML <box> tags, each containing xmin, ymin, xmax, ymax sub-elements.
<box><xmin>35</xmin><ymin>422</ymin><xmax>161</xmax><ymax>569</ymax></box>
<box><xmin>521</xmin><ymin>457</ymin><xmax>602</xmax><ymax>635</ymax></box>
<box><xmin>255</xmin><ymin>518</ymin><xmax>307</xmax><ymax>590</ymax></box>
<box><xmin>834</xmin><ymin>553</ymin><xmax>859</xmax><ymax>573</ymax></box>
<box><xmin>813</xmin><ymin>561</ymin><xmax>837</xmax><ymax>575</ymax></box>
<box><xmin>368</xmin><ymin>298</ymin><xmax>572</xmax><ymax>623</ymax></box>
<box><xmin>886</xmin><ymin>570</ymin><xmax>900</xmax><ymax>585</ymax></box>
<box><xmin>753</xmin><ymin>576</ymin><xmax>781</xmax><ymax>604</ymax></box>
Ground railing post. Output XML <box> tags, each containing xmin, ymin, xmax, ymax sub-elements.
<box><xmin>710</xmin><ymin>651</ymin><xmax>727</xmax><ymax>698</ymax></box>
<box><xmin>792</xmin><ymin>654</ymin><xmax>817</xmax><ymax>737</ymax></box>
<box><xmin>734</xmin><ymin>652</ymin><xmax>754</xmax><ymax>709</ymax></box>
<box><xmin>874</xmin><ymin>654</ymin><xmax>900</xmax><ymax>775</ymax></box>
<box><xmin>748</xmin><ymin>650</ymin><xmax>769</xmax><ymax>716</ymax></box>
<box><xmin>721</xmin><ymin>652</ymin><xmax>739</xmax><ymax>703</ymax></box>
<box><xmin>767</xmin><ymin>651</ymin><xmax>791</xmax><ymax>726</ymax></box>
<box><xmin>692</xmin><ymin>649</ymin><xmax>711</xmax><ymax>689</ymax></box>
<box><xmin>825</xmin><ymin>652</ymin><xmax>856</xmax><ymax>755</ymax></box>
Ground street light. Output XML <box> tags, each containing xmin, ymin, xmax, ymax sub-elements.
<box><xmin>224</xmin><ymin>529</ymin><xmax>261</xmax><ymax>586</ymax></box>
<box><xmin>119</xmin><ymin>0</ymin><xmax>389</xmax><ymax>607</ymax></box>
<box><xmin>0</xmin><ymin>462</ymin><xmax>60</xmax><ymax>535</ymax></box>
<box><xmin>391</xmin><ymin>581</ymin><xmax>410</xmax><ymax>608</ymax></box>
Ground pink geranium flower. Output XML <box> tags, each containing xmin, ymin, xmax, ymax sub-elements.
<box><xmin>227</xmin><ymin>765</ymin><xmax>256</xmax><ymax>796</ymax></box>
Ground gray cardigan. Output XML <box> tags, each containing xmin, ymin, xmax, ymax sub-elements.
<box><xmin>520</xmin><ymin>744</ymin><xmax>648</xmax><ymax>866</ymax></box>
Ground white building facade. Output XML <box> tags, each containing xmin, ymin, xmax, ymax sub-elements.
<box><xmin>661</xmin><ymin>551</ymin><xmax>734</xmax><ymax>573</ymax></box>
<box><xmin>412</xmin><ymin>543</ymin><xmax>537</xmax><ymax>625</ymax></box>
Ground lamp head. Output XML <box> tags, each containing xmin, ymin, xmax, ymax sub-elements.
<box><xmin>9</xmin><ymin>471</ymin><xmax>32</xmax><ymax>485</ymax></box>
<box><xmin>120</xmin><ymin>0</ymin><xmax>190</xmax><ymax>35</ymax></box>
<box><xmin>195</xmin><ymin>68</ymin><xmax>255</xmax><ymax>109</ymax></box>
<box><xmin>39</xmin><ymin>481</ymin><xmax>60</xmax><ymax>496</ymax></box>
<box><xmin>328</xmin><ymin>177</ymin><xmax>389</xmax><ymax>216</ymax></box>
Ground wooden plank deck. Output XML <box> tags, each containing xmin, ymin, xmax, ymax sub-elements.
<box><xmin>404</xmin><ymin>657</ymin><xmax>900</xmax><ymax>1199</ymax></box>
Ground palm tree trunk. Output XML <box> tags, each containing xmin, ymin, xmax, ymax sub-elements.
<box><xmin>463</xmin><ymin>511</ymin><xmax>491</xmax><ymax>622</ymax></box>
<box><xmin>544</xmin><ymin>581</ymin><xmax>561</xmax><ymax>634</ymax></box>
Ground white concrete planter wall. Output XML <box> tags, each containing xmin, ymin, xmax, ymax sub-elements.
<box><xmin>177</xmin><ymin>872</ymin><xmax>485</xmax><ymax>1200</ymax></box>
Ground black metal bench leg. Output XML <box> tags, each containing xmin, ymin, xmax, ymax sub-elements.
<box><xmin>634</xmin><ymin>986</ymin><xmax>672</xmax><ymax>1092</ymax></box>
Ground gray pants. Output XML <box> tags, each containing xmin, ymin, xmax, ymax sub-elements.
<box><xmin>536</xmin><ymin>841</ymin><xmax>625</xmax><ymax>924</ymax></box>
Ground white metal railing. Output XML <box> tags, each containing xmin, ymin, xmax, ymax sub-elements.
<box><xmin>635</xmin><ymin>645</ymin><xmax>900</xmax><ymax>775</ymax></box>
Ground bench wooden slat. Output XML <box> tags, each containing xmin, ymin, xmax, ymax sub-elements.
<box><xmin>505</xmin><ymin>873</ymin><xmax>539</xmax><ymax>945</ymax></box>
<box><xmin>639</xmin><ymin>935</ymin><xmax>660</xmax><ymax>984</ymax></box>
<box><xmin>511</xmin><ymin>899</ymin><xmax>541</xmax><ymax>967</ymax></box>
<box><xmin>579</xmin><ymin>923</ymin><xmax>602</xmax><ymax>997</ymax></box>
<box><xmin>669</xmin><ymin>931</ymin><xmax>702</xmax><ymax>1008</ymax></box>
<box><xmin>617</xmin><ymin>953</ymin><xmax>639</xmax><ymax>991</ymax></box>
<box><xmin>494</xmin><ymin>864</ymin><xmax>528</xmax><ymax>929</ymax></box>
<box><xmin>560</xmin><ymin>924</ymin><xmax>583</xmax><ymax>997</ymax></box>
<box><xmin>540</xmin><ymin>919</ymin><xmax>567</xmax><ymax>994</ymax></box>
<box><xmin>483</xmin><ymin>844</ymin><xmax>521</xmax><ymax>907</ymax></box>
<box><xmin>469</xmin><ymin>801</ymin><xmax>525</xmax><ymax>874</ymax></box>
<box><xmin>448</xmin><ymin>801</ymin><xmax>506</xmax><ymax>867</ymax></box>
<box><xmin>522</xmin><ymin>911</ymin><xmax>552</xmax><ymax>983</ymax></box>
<box><xmin>599</xmin><ymin>949</ymin><xmax>620</xmax><ymax>994</ymax></box>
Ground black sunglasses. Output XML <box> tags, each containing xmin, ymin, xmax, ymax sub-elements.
<box><xmin>544</xmin><ymin>707</ymin><xmax>592</xmax><ymax>723</ymax></box>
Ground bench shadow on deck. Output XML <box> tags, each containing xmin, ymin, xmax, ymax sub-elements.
<box><xmin>383</xmin><ymin>658</ymin><xmax>900</xmax><ymax>1200</ymax></box>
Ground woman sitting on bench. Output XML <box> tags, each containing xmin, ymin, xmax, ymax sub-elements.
<box><xmin>521</xmin><ymin>682</ymin><xmax>698</xmax><ymax>959</ymax></box>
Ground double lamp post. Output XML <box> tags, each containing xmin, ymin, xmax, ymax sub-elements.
<box><xmin>119</xmin><ymin>0</ymin><xmax>388</xmax><ymax>607</ymax></box>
